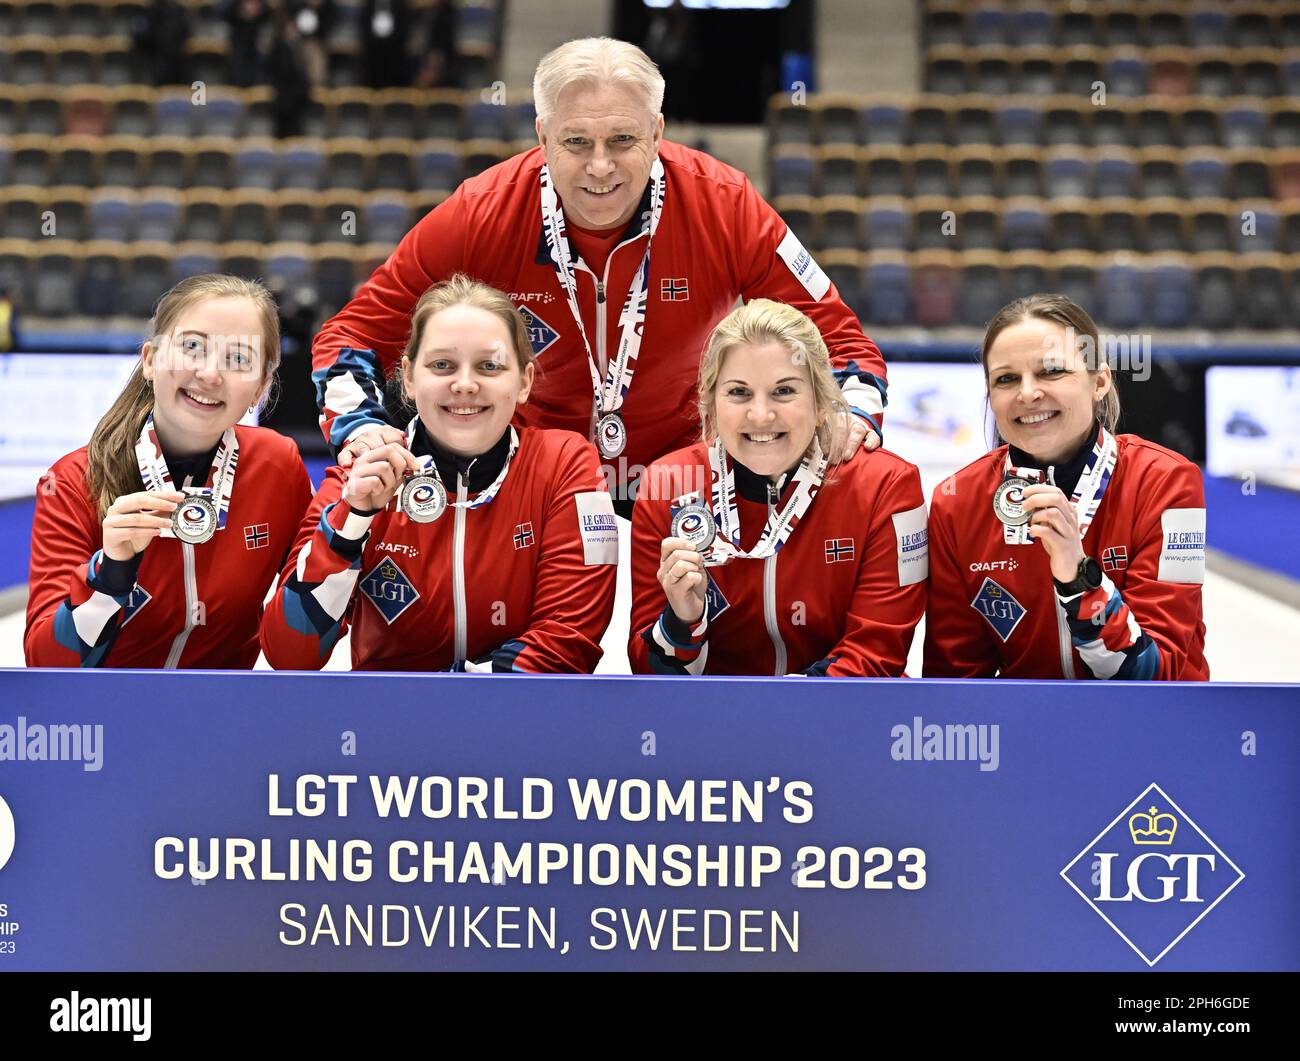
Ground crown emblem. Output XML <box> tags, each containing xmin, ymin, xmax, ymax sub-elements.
<box><xmin>381</xmin><ymin>561</ymin><xmax>398</xmax><ymax>580</ymax></box>
<box><xmin>1129</xmin><ymin>805</ymin><xmax>1178</xmax><ymax>845</ymax></box>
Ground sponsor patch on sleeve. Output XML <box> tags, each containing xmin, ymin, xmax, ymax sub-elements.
<box><xmin>575</xmin><ymin>491</ymin><xmax>618</xmax><ymax>566</ymax></box>
<box><xmin>892</xmin><ymin>504</ymin><xmax>929</xmax><ymax>587</ymax></box>
<box><xmin>776</xmin><ymin>228</ymin><xmax>831</xmax><ymax>301</ymax></box>
<box><xmin>1157</xmin><ymin>507</ymin><xmax>1206</xmax><ymax>584</ymax></box>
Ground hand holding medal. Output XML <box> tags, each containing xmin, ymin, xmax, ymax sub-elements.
<box><xmin>658</xmin><ymin>532</ymin><xmax>708</xmax><ymax>624</ymax></box>
<box><xmin>102</xmin><ymin>490</ymin><xmax>186</xmax><ymax>561</ymax></box>
<box><xmin>342</xmin><ymin>442</ymin><xmax>421</xmax><ymax>513</ymax></box>
<box><xmin>1019</xmin><ymin>483</ymin><xmax>1086</xmax><ymax>581</ymax></box>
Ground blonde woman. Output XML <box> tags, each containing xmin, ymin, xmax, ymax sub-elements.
<box><xmin>629</xmin><ymin>299</ymin><xmax>927</xmax><ymax>676</ymax></box>
<box><xmin>261</xmin><ymin>276</ymin><xmax>618</xmax><ymax>672</ymax></box>
<box><xmin>26</xmin><ymin>275</ymin><xmax>311</xmax><ymax>668</ymax></box>
<box><xmin>924</xmin><ymin>294</ymin><xmax>1207</xmax><ymax>680</ymax></box>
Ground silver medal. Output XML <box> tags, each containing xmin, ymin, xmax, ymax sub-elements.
<box><xmin>992</xmin><ymin>475</ymin><xmax>1033</xmax><ymax>527</ymax></box>
<box><xmin>671</xmin><ymin>503</ymin><xmax>717</xmax><ymax>552</ymax></box>
<box><xmin>172</xmin><ymin>494</ymin><xmax>218</xmax><ymax>544</ymax></box>
<box><xmin>596</xmin><ymin>412</ymin><xmax>627</xmax><ymax>459</ymax></box>
<box><xmin>400</xmin><ymin>473</ymin><xmax>448</xmax><ymax>523</ymax></box>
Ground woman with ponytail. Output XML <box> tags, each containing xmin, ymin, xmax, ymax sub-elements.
<box><xmin>25</xmin><ymin>275</ymin><xmax>312</xmax><ymax>668</ymax></box>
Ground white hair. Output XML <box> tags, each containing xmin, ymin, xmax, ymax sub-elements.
<box><xmin>533</xmin><ymin>37</ymin><xmax>665</xmax><ymax>127</ymax></box>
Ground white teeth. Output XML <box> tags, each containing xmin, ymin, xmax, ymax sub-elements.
<box><xmin>583</xmin><ymin>185</ymin><xmax>616</xmax><ymax>194</ymax></box>
<box><xmin>447</xmin><ymin>407</ymin><xmax>485</xmax><ymax>415</ymax></box>
<box><xmin>1019</xmin><ymin>411</ymin><xmax>1056</xmax><ymax>424</ymax></box>
<box><xmin>184</xmin><ymin>390</ymin><xmax>220</xmax><ymax>406</ymax></box>
<box><xmin>746</xmin><ymin>433</ymin><xmax>780</xmax><ymax>443</ymax></box>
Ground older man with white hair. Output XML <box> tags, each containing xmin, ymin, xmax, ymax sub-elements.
<box><xmin>312</xmin><ymin>36</ymin><xmax>888</xmax><ymax>511</ymax></box>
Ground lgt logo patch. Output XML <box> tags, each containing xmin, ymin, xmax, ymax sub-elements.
<box><xmin>360</xmin><ymin>558</ymin><xmax>420</xmax><ymax>625</ymax></box>
<box><xmin>1060</xmin><ymin>782</ymin><xmax>1244</xmax><ymax>966</ymax></box>
<box><xmin>970</xmin><ymin>578</ymin><xmax>1025</xmax><ymax>642</ymax></box>
<box><xmin>517</xmin><ymin>306</ymin><xmax>559</xmax><ymax>358</ymax></box>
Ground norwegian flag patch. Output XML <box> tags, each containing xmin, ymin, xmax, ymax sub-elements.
<box><xmin>244</xmin><ymin>523</ymin><xmax>270</xmax><ymax>550</ymax></box>
<box><xmin>1101</xmin><ymin>545</ymin><xmax>1128</xmax><ymax>571</ymax></box>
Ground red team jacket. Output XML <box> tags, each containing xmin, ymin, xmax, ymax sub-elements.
<box><xmin>629</xmin><ymin>445</ymin><xmax>929</xmax><ymax>676</ymax></box>
<box><xmin>310</xmin><ymin>140</ymin><xmax>889</xmax><ymax>476</ymax></box>
<box><xmin>26</xmin><ymin>427</ymin><xmax>312</xmax><ymax>669</ymax></box>
<box><xmin>260</xmin><ymin>427</ymin><xmax>617</xmax><ymax>672</ymax></box>
<box><xmin>923</xmin><ymin>433</ymin><xmax>1208</xmax><ymax>680</ymax></box>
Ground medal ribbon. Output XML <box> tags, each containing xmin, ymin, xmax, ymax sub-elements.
<box><xmin>134</xmin><ymin>417</ymin><xmax>238</xmax><ymax>538</ymax></box>
<box><xmin>404</xmin><ymin>419</ymin><xmax>518</xmax><ymax>510</ymax></box>
<box><xmin>700</xmin><ymin>439</ymin><xmax>828</xmax><ymax>567</ymax></box>
<box><xmin>1002</xmin><ymin>426</ymin><xmax>1118</xmax><ymax>546</ymax></box>
<box><xmin>539</xmin><ymin>157</ymin><xmax>666</xmax><ymax>425</ymax></box>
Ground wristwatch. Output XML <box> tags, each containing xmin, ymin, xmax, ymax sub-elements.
<box><xmin>1054</xmin><ymin>556</ymin><xmax>1103</xmax><ymax>596</ymax></box>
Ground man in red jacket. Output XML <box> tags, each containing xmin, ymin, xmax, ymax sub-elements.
<box><xmin>312</xmin><ymin>37</ymin><xmax>888</xmax><ymax>511</ymax></box>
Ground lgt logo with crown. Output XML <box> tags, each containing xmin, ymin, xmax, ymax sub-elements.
<box><xmin>1061</xmin><ymin>782</ymin><xmax>1244</xmax><ymax>966</ymax></box>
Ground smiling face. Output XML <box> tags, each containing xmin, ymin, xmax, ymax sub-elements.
<box><xmin>985</xmin><ymin>317</ymin><xmax>1112</xmax><ymax>465</ymax></box>
<box><xmin>713</xmin><ymin>340</ymin><xmax>821</xmax><ymax>478</ymax></box>
<box><xmin>141</xmin><ymin>295</ymin><xmax>269</xmax><ymax>457</ymax></box>
<box><xmin>537</xmin><ymin>79</ymin><xmax>663</xmax><ymax>232</ymax></box>
<box><xmin>403</xmin><ymin>303</ymin><xmax>534</xmax><ymax>458</ymax></box>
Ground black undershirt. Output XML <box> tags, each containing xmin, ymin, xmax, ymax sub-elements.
<box><xmin>1008</xmin><ymin>422</ymin><xmax>1101</xmax><ymax>497</ymax></box>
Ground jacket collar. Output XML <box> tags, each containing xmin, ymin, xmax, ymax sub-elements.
<box><xmin>411</xmin><ymin>421</ymin><xmax>512</xmax><ymax>493</ymax></box>
<box><xmin>1008</xmin><ymin>422</ymin><xmax>1101</xmax><ymax>497</ymax></box>
<box><xmin>732</xmin><ymin>455</ymin><xmax>802</xmax><ymax>505</ymax></box>
<box><xmin>533</xmin><ymin>175</ymin><xmax>655</xmax><ymax>267</ymax></box>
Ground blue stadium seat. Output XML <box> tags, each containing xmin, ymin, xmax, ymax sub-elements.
<box><xmin>137</xmin><ymin>191</ymin><xmax>181</xmax><ymax>243</ymax></box>
<box><xmin>233</xmin><ymin>142</ymin><xmax>277</xmax><ymax>190</ymax></box>
<box><xmin>969</xmin><ymin>9</ymin><xmax>1008</xmax><ymax>46</ymax></box>
<box><xmin>364</xmin><ymin>194</ymin><xmax>411</xmax><ymax>246</ymax></box>
<box><xmin>1235</xmin><ymin>203</ymin><xmax>1279</xmax><ymax>253</ymax></box>
<box><xmin>155</xmin><ymin>94</ymin><xmax>194</xmax><ymax>137</ymax></box>
<box><xmin>197</xmin><ymin>94</ymin><xmax>244</xmax><ymax>139</ymax></box>
<box><xmin>1003</xmin><ymin>200</ymin><xmax>1048</xmax><ymax>251</ymax></box>
<box><xmin>1094</xmin><ymin>152</ymin><xmax>1138</xmax><ymax>198</ymax></box>
<box><xmin>1224</xmin><ymin>106</ymin><xmax>1267</xmax><ymax>150</ymax></box>
<box><xmin>415</xmin><ymin>141</ymin><xmax>461</xmax><ymax>192</ymax></box>
<box><xmin>863</xmin><ymin>198</ymin><xmax>909</xmax><ymax>251</ymax></box>
<box><xmin>1106</xmin><ymin>55</ymin><xmax>1149</xmax><ymax>98</ymax></box>
<box><xmin>280</xmin><ymin>141</ymin><xmax>325</xmax><ymax>191</ymax></box>
<box><xmin>1055</xmin><ymin>251</ymin><xmax>1098</xmax><ymax>314</ymax></box>
<box><xmin>996</xmin><ymin>103</ymin><xmax>1041</xmax><ymax>146</ymax></box>
<box><xmin>1183</xmin><ymin>152</ymin><xmax>1227</xmax><ymax>199</ymax></box>
<box><xmin>89</xmin><ymin>190</ymin><xmax>135</xmax><ymax>242</ymax></box>
<box><xmin>770</xmin><ymin>148</ymin><xmax>816</xmax><ymax>197</ymax></box>
<box><xmin>1045</xmin><ymin>150</ymin><xmax>1089</xmax><ymax>198</ymax></box>
<box><xmin>464</xmin><ymin>100</ymin><xmax>508</xmax><ymax>141</ymax></box>
<box><xmin>863</xmin><ymin>102</ymin><xmax>905</xmax><ymax>145</ymax></box>
<box><xmin>1146</xmin><ymin>256</ymin><xmax>1193</xmax><ymax>328</ymax></box>
<box><xmin>171</xmin><ymin>243</ymin><xmax>219</xmax><ymax>283</ymax></box>
<box><xmin>265</xmin><ymin>243</ymin><xmax>313</xmax><ymax>289</ymax></box>
<box><xmin>1189</xmin><ymin>12</ymin><xmax>1228</xmax><ymax>49</ymax></box>
<box><xmin>506</xmin><ymin>99</ymin><xmax>537</xmax><ymax>142</ymax></box>
<box><xmin>863</xmin><ymin>253</ymin><xmax>910</xmax><ymax>325</ymax></box>
<box><xmin>1096</xmin><ymin>260</ymin><xmax>1143</xmax><ymax>329</ymax></box>
<box><xmin>80</xmin><ymin>245</ymin><xmax>124</xmax><ymax>317</ymax></box>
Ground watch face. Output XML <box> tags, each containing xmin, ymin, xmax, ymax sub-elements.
<box><xmin>1082</xmin><ymin>557</ymin><xmax>1104</xmax><ymax>589</ymax></box>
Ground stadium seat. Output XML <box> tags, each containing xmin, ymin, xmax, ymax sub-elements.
<box><xmin>1094</xmin><ymin>150</ymin><xmax>1138</xmax><ymax>198</ymax></box>
<box><xmin>326</xmin><ymin>139</ymin><xmax>369</xmax><ymax>191</ymax></box>
<box><xmin>1239</xmin><ymin>255</ymin><xmax>1288</xmax><ymax>328</ymax></box>
<box><xmin>89</xmin><ymin>188</ymin><xmax>136</xmax><ymax>242</ymax></box>
<box><xmin>0</xmin><ymin>238</ymin><xmax>32</xmax><ymax>304</ymax></box>
<box><xmin>53</xmin><ymin>136</ymin><xmax>98</xmax><ymax>186</ymax></box>
<box><xmin>1044</xmin><ymin>148</ymin><xmax>1090</xmax><ymax>198</ymax></box>
<box><xmin>180</xmin><ymin>191</ymin><xmax>227</xmax><ymax>243</ymax></box>
<box><xmin>464</xmin><ymin>100</ymin><xmax>508</xmax><ymax>141</ymax></box>
<box><xmin>67</xmin><ymin>2</ymin><xmax>103</xmax><ymax>37</ymax></box>
<box><xmin>953</xmin><ymin>148</ymin><xmax>996</xmax><ymax>197</ymax></box>
<box><xmin>47</xmin><ymin>187</ymin><xmax>88</xmax><ymax>241</ymax></box>
<box><xmin>1233</xmin><ymin>9</ymin><xmax>1275</xmax><ymax>48</ymax></box>
<box><xmin>108</xmin><ymin>88</ymin><xmax>154</xmax><ymax>137</ymax></box>
<box><xmin>1139</xmin><ymin>199</ymin><xmax>1188</xmax><ymax>253</ymax></box>
<box><xmin>773</xmin><ymin>195</ymin><xmax>819</xmax><ymax>250</ymax></box>
<box><xmin>171</xmin><ymin>241</ymin><xmax>219</xmax><ymax>284</ymax></box>
<box><xmin>955</xmin><ymin>100</ymin><xmax>995</xmax><ymax>145</ymax></box>
<box><xmin>910</xmin><ymin>103</ymin><xmax>949</xmax><ymax>145</ymax></box>
<box><xmin>1044</xmin><ymin>99</ymin><xmax>1088</xmax><ymax>146</ymax></box>
<box><xmin>975</xmin><ymin>52</ymin><xmax>1014</xmax><ymax>95</ymax></box>
<box><xmin>816</xmin><ymin>96</ymin><xmax>862</xmax><ymax>146</ymax></box>
<box><xmin>220</xmin><ymin>241</ymin><xmax>265</xmax><ymax>282</ymax></box>
<box><xmin>1284</xmin><ymin>55</ymin><xmax>1300</xmax><ymax>97</ymax></box>
<box><xmin>63</xmin><ymin>92</ymin><xmax>109</xmax><ymax>137</ymax></box>
<box><xmin>320</xmin><ymin>194</ymin><xmax>362</xmax><ymax>243</ymax></box>
<box><xmin>819</xmin><ymin>196</ymin><xmax>862</xmax><ymax>251</ymax></box>
<box><xmin>1104</xmin><ymin>11</ymin><xmax>1141</xmax><ymax>48</ymax></box>
<box><xmin>364</xmin><ymin>193</ymin><xmax>412</xmax><ymax>246</ymax></box>
<box><xmin>100</xmin><ymin>40</ymin><xmax>133</xmax><ymax>86</ymax></box>
<box><xmin>1283</xmin><ymin>206</ymin><xmax>1300</xmax><ymax>253</ymax></box>
<box><xmin>125</xmin><ymin>243</ymin><xmax>171</xmax><ymax>318</ymax></box>
<box><xmin>184</xmin><ymin>36</ymin><xmax>227</xmax><ymax>87</ymax></box>
<box><xmin>1096</xmin><ymin>258</ymin><xmax>1143</xmax><ymax>329</ymax></box>
<box><xmin>1183</xmin><ymin>150</ymin><xmax>1228</xmax><ymax>199</ymax></box>
<box><xmin>1145</xmin><ymin>253</ymin><xmax>1194</xmax><ymax>329</ymax></box>
<box><xmin>137</xmin><ymin>190</ymin><xmax>181</xmax><ymax>243</ymax></box>
<box><xmin>9</xmin><ymin>135</ymin><xmax>50</xmax><ymax>185</ymax></box>
<box><xmin>424</xmin><ymin>91</ymin><xmax>466</xmax><ymax>141</ymax></box>
<box><xmin>229</xmin><ymin>190</ymin><xmax>275</xmax><ymax>243</ymax></box>
<box><xmin>1189</xmin><ymin>201</ymin><xmax>1232</xmax><ymax>253</ymax></box>
<box><xmin>32</xmin><ymin>241</ymin><xmax>81</xmax><ymax>315</ymax></box>
<box><xmin>194</xmin><ymin>90</ymin><xmax>243</xmax><ymax>138</ymax></box>
<box><xmin>156</xmin><ymin>92</ymin><xmax>194</xmax><ymax>138</ymax></box>
<box><xmin>969</xmin><ymin>8</ymin><xmax>1008</xmax><ymax>47</ymax></box>
<box><xmin>1050</xmin><ymin>201</ymin><xmax>1096</xmax><ymax>251</ymax></box>
<box><xmin>1239</xmin><ymin>51</ymin><xmax>1280</xmax><ymax>97</ymax></box>
<box><xmin>1134</xmin><ymin>104</ymin><xmax>1178</xmax><ymax>150</ymax></box>
<box><xmin>818</xmin><ymin>146</ymin><xmax>861</xmax><ymax>197</ymax></box>
<box><xmin>863</xmin><ymin>100</ymin><xmax>906</xmax><ymax>145</ymax></box>
<box><xmin>912</xmin><ymin>149</ymin><xmax>950</xmax><ymax>196</ymax></box>
<box><xmin>1053</xmin><ymin>251</ymin><xmax>1098</xmax><ymax>316</ymax></box>
<box><xmin>820</xmin><ymin>249</ymin><xmax>863</xmax><ymax>314</ymax></box>
<box><xmin>1193</xmin><ymin>52</ymin><xmax>1235</xmax><ymax>97</ymax></box>
<box><xmin>1271</xmin><ymin>150</ymin><xmax>1300</xmax><ymax>200</ymax></box>
<box><xmin>1004</xmin><ymin>249</ymin><xmax>1050</xmax><ymax>300</ymax></box>
<box><xmin>99</xmin><ymin>135</ymin><xmax>142</xmax><ymax>188</ymax></box>
<box><xmin>996</xmin><ymin>102</ymin><xmax>1041</xmax><ymax>146</ymax></box>
<box><xmin>1061</xmin><ymin>47</ymin><xmax>1103</xmax><ymax>98</ymax></box>
<box><xmin>1003</xmin><ymin>198</ymin><xmax>1049</xmax><ymax>251</ymax></box>
<box><xmin>25</xmin><ymin>90</ymin><xmax>62</xmax><ymax>137</ymax></box>
<box><xmin>1270</xmin><ymin>102</ymin><xmax>1300</xmax><ymax>148</ymax></box>
<box><xmin>957</xmin><ymin>249</ymin><xmax>1005</xmax><ymax>327</ymax></box>
<box><xmin>1235</xmin><ymin>201</ymin><xmax>1280</xmax><ymax>254</ymax></box>
<box><xmin>1012</xmin><ymin>8</ymin><xmax>1053</xmax><ymax>48</ymax></box>
<box><xmin>910</xmin><ymin>249</ymin><xmax>959</xmax><ymax>326</ymax></box>
<box><xmin>922</xmin><ymin>5</ymin><xmax>962</xmax><ymax>47</ymax></box>
<box><xmin>1060</xmin><ymin>12</ymin><xmax>1097</xmax><ymax>48</ymax></box>
<box><xmin>1091</xmin><ymin>103</ymin><xmax>1131</xmax><ymax>148</ymax></box>
<box><xmin>265</xmin><ymin>242</ymin><xmax>313</xmax><ymax>289</ymax></box>
<box><xmin>1105</xmin><ymin>53</ymin><xmax>1149</xmax><ymax>98</ymax></box>
<box><xmin>926</xmin><ymin>47</ymin><xmax>968</xmax><ymax>95</ymax></box>
<box><xmin>1149</xmin><ymin>47</ymin><xmax>1192</xmax><ymax>96</ymax></box>
<box><xmin>0</xmin><ymin>187</ymin><xmax>41</xmax><ymax>240</ymax></box>
<box><xmin>1229</xmin><ymin>151</ymin><xmax>1271</xmax><ymax>199</ymax></box>
<box><xmin>1181</xmin><ymin>103</ymin><xmax>1221</xmax><ymax>149</ymax></box>
<box><xmin>1193</xmin><ymin>252</ymin><xmax>1237</xmax><ymax>328</ymax></box>
<box><xmin>863</xmin><ymin>251</ymin><xmax>910</xmax><ymax>325</ymax></box>
<box><xmin>1283</xmin><ymin>12</ymin><xmax>1300</xmax><ymax>49</ymax></box>
<box><xmin>1003</xmin><ymin>149</ymin><xmax>1043</xmax><ymax>197</ymax></box>
<box><xmin>142</xmin><ymin>137</ymin><xmax>191</xmax><ymax>187</ymax></box>
<box><xmin>1148</xmin><ymin>7</ymin><xmax>1188</xmax><ymax>48</ymax></box>
<box><xmin>9</xmin><ymin>38</ymin><xmax>51</xmax><ymax>85</ymax></box>
<box><xmin>958</xmin><ymin>196</ymin><xmax>1000</xmax><ymax>250</ymax></box>
<box><xmin>244</xmin><ymin>89</ymin><xmax>275</xmax><ymax>138</ymax></box>
<box><xmin>913</xmin><ymin>195</ymin><xmax>953</xmax><ymax>251</ymax></box>
<box><xmin>1223</xmin><ymin>104</ymin><xmax>1268</xmax><ymax>150</ymax></box>
<box><xmin>1097</xmin><ymin>199</ymin><xmax>1140</xmax><ymax>253</ymax></box>
<box><xmin>862</xmin><ymin>147</ymin><xmax>906</xmax><ymax>197</ymax></box>
<box><xmin>770</xmin><ymin>146</ymin><xmax>817</xmax><ymax>197</ymax></box>
<box><xmin>376</xmin><ymin>89</ymin><xmax>422</xmax><ymax>139</ymax></box>
<box><xmin>314</xmin><ymin>244</ymin><xmax>359</xmax><ymax>312</ymax></box>
<box><xmin>190</xmin><ymin>137</ymin><xmax>234</xmax><ymax>189</ymax></box>
<box><xmin>273</xmin><ymin>192</ymin><xmax>318</xmax><ymax>245</ymax></box>
<box><xmin>329</xmin><ymin>90</ymin><xmax>374</xmax><ymax>139</ymax></box>
<box><xmin>80</xmin><ymin>242</ymin><xmax>127</xmax><ymax>316</ymax></box>
<box><xmin>1138</xmin><ymin>147</ymin><xmax>1180</xmax><ymax>199</ymax></box>
<box><xmin>414</xmin><ymin>140</ymin><xmax>462</xmax><ymax>193</ymax></box>
<box><xmin>280</xmin><ymin>140</ymin><xmax>326</xmax><ymax>191</ymax></box>
<box><xmin>233</xmin><ymin>140</ymin><xmax>277</xmax><ymax>190</ymax></box>
<box><xmin>462</xmin><ymin>139</ymin><xmax>509</xmax><ymax>179</ymax></box>
<box><xmin>863</xmin><ymin>197</ymin><xmax>909</xmax><ymax>251</ymax></box>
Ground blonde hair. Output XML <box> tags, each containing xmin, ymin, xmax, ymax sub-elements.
<box><xmin>533</xmin><ymin>37</ymin><xmax>665</xmax><ymax>127</ymax></box>
<box><xmin>698</xmin><ymin>299</ymin><xmax>849</xmax><ymax>464</ymax></box>
<box><xmin>86</xmin><ymin>274</ymin><xmax>281</xmax><ymax>520</ymax></box>
<box><xmin>981</xmin><ymin>292</ymin><xmax>1121</xmax><ymax>445</ymax></box>
<box><xmin>399</xmin><ymin>275</ymin><xmax>533</xmax><ymax>405</ymax></box>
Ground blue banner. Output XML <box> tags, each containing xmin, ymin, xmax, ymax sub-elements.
<box><xmin>0</xmin><ymin>671</ymin><xmax>1295</xmax><ymax>971</ymax></box>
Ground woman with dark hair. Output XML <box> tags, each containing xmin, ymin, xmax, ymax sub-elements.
<box><xmin>924</xmin><ymin>294</ymin><xmax>1208</xmax><ymax>681</ymax></box>
<box><xmin>26</xmin><ymin>275</ymin><xmax>312</xmax><ymax>668</ymax></box>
